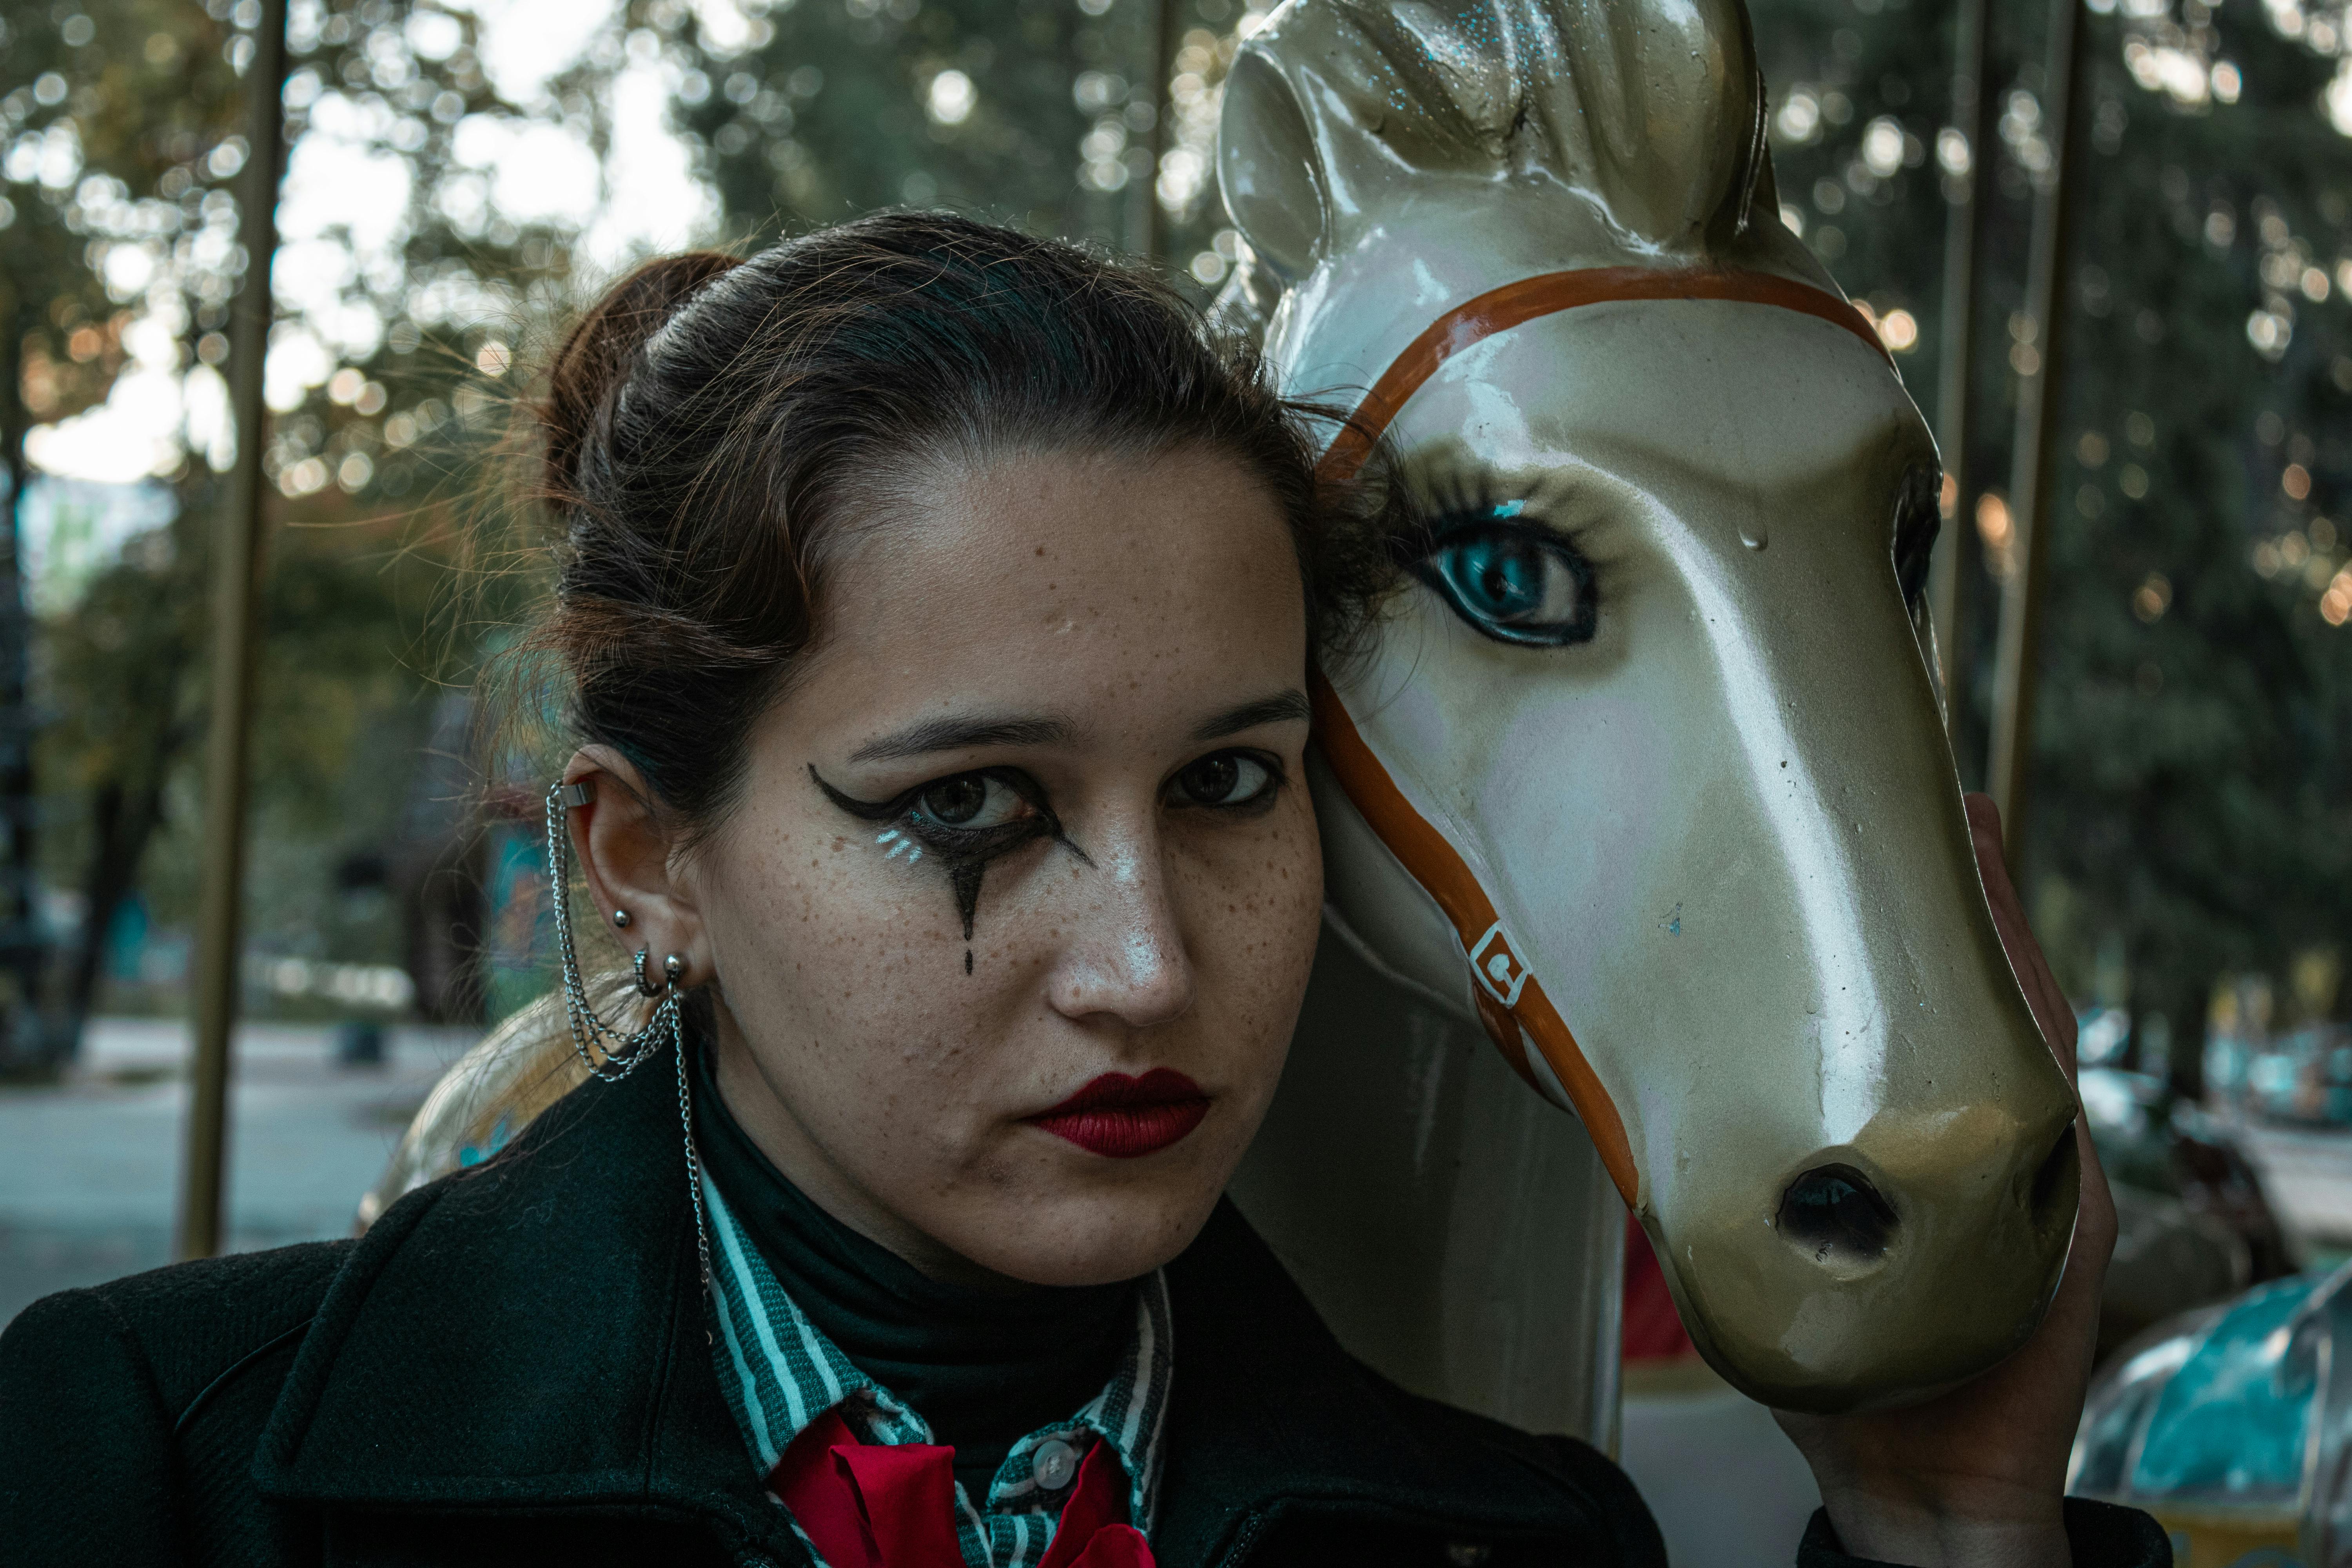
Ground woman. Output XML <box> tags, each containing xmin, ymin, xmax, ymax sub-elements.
<box><xmin>0</xmin><ymin>214</ymin><xmax>2159</xmax><ymax>1568</ymax></box>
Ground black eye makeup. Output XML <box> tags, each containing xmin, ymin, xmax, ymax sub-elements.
<box><xmin>811</xmin><ymin>745</ymin><xmax>1290</xmax><ymax>973</ymax></box>
<box><xmin>1402</xmin><ymin>474</ymin><xmax>1599</xmax><ymax>648</ymax></box>
<box><xmin>809</xmin><ymin>764</ymin><xmax>1079</xmax><ymax>973</ymax></box>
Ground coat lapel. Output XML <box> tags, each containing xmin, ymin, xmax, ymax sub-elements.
<box><xmin>244</xmin><ymin>1050</ymin><xmax>1652</xmax><ymax>1568</ymax></box>
<box><xmin>252</xmin><ymin>1062</ymin><xmax>797</xmax><ymax>1559</ymax></box>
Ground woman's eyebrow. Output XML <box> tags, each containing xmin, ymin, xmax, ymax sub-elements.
<box><xmin>849</xmin><ymin>714</ymin><xmax>1074</xmax><ymax>763</ymax></box>
<box><xmin>1192</xmin><ymin>690</ymin><xmax>1310</xmax><ymax>741</ymax></box>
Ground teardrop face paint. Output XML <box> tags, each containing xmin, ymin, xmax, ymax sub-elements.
<box><xmin>807</xmin><ymin>763</ymin><xmax>1089</xmax><ymax>968</ymax></box>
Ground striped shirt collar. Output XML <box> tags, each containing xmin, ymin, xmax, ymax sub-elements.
<box><xmin>701</xmin><ymin>1173</ymin><xmax>1172</xmax><ymax>1568</ymax></box>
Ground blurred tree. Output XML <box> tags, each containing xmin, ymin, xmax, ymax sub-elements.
<box><xmin>1</xmin><ymin>0</ymin><xmax>583</xmax><ymax>1063</ymax></box>
<box><xmin>2029</xmin><ymin>4</ymin><xmax>2352</xmax><ymax>1087</ymax></box>
<box><xmin>0</xmin><ymin>0</ymin><xmax>248</xmax><ymax>1069</ymax></box>
<box><xmin>675</xmin><ymin>0</ymin><xmax>1121</xmax><ymax>241</ymax></box>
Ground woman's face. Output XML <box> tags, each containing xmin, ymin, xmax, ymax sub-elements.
<box><xmin>575</xmin><ymin>445</ymin><xmax>1322</xmax><ymax>1288</ymax></box>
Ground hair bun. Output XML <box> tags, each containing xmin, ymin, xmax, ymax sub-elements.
<box><xmin>539</xmin><ymin>250</ymin><xmax>740</xmax><ymax>506</ymax></box>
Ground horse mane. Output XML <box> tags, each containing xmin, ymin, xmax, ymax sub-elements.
<box><xmin>1212</xmin><ymin>0</ymin><xmax>1814</xmax><ymax>337</ymax></box>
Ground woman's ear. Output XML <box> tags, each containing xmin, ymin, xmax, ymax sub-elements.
<box><xmin>563</xmin><ymin>748</ymin><xmax>706</xmax><ymax>985</ymax></box>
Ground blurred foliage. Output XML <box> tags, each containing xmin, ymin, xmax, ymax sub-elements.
<box><xmin>662</xmin><ymin>0</ymin><xmax>1246</xmax><ymax>276</ymax></box>
<box><xmin>1</xmin><ymin>0</ymin><xmax>559</xmax><ymax>1047</ymax></box>
<box><xmin>1</xmin><ymin>0</ymin><xmax>242</xmax><ymax>415</ymax></box>
<box><xmin>678</xmin><ymin>0</ymin><xmax>1127</xmax><ymax>239</ymax></box>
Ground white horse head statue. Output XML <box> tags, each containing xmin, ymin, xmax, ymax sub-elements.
<box><xmin>1221</xmin><ymin>0</ymin><xmax>2081</xmax><ymax>1413</ymax></box>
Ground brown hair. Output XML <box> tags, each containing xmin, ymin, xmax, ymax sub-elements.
<box><xmin>526</xmin><ymin>211</ymin><xmax>1390</xmax><ymax>837</ymax></box>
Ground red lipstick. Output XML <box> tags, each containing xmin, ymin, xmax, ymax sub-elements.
<box><xmin>1030</xmin><ymin>1069</ymin><xmax>1210</xmax><ymax>1158</ymax></box>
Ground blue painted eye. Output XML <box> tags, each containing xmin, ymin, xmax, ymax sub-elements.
<box><xmin>1416</xmin><ymin>523</ymin><xmax>1597</xmax><ymax>646</ymax></box>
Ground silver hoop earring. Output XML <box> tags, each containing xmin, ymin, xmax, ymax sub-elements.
<box><xmin>633</xmin><ymin>946</ymin><xmax>670</xmax><ymax>998</ymax></box>
<box><xmin>546</xmin><ymin>780</ymin><xmax>711</xmax><ymax>1293</ymax></box>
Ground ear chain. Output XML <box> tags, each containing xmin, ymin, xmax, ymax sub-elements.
<box><xmin>545</xmin><ymin>779</ymin><xmax>712</xmax><ymax>1293</ymax></box>
<box><xmin>545</xmin><ymin>781</ymin><xmax>681</xmax><ymax>1079</ymax></box>
<box><xmin>675</xmin><ymin>1002</ymin><xmax>712</xmax><ymax>1296</ymax></box>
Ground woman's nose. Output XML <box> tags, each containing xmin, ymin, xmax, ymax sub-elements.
<box><xmin>1046</xmin><ymin>838</ymin><xmax>1195</xmax><ymax>1029</ymax></box>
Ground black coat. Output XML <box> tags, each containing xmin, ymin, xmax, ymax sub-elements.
<box><xmin>0</xmin><ymin>1056</ymin><xmax>2166</xmax><ymax>1568</ymax></box>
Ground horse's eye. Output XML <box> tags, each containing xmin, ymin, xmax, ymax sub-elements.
<box><xmin>1892</xmin><ymin>466</ymin><xmax>1942</xmax><ymax>612</ymax></box>
<box><xmin>1416</xmin><ymin>523</ymin><xmax>1597</xmax><ymax>647</ymax></box>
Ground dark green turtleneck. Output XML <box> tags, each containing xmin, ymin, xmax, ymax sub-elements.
<box><xmin>692</xmin><ymin>1042</ymin><xmax>1135</xmax><ymax>1500</ymax></box>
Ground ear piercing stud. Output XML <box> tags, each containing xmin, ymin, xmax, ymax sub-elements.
<box><xmin>634</xmin><ymin>947</ymin><xmax>690</xmax><ymax>997</ymax></box>
<box><xmin>612</xmin><ymin>909</ymin><xmax>632</xmax><ymax>928</ymax></box>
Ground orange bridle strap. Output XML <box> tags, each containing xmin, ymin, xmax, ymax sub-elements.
<box><xmin>1317</xmin><ymin>265</ymin><xmax>1889</xmax><ymax>485</ymax></box>
<box><xmin>1308</xmin><ymin>266</ymin><xmax>1886</xmax><ymax>1206</ymax></box>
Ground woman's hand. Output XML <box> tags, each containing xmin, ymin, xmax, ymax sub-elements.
<box><xmin>1773</xmin><ymin>793</ymin><xmax>2116</xmax><ymax>1568</ymax></box>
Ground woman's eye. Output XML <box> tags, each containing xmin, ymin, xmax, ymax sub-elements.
<box><xmin>1171</xmin><ymin>751</ymin><xmax>1278</xmax><ymax>809</ymax></box>
<box><xmin>913</xmin><ymin>773</ymin><xmax>1028</xmax><ymax>830</ymax></box>
<box><xmin>1417</xmin><ymin>522</ymin><xmax>1597</xmax><ymax>646</ymax></box>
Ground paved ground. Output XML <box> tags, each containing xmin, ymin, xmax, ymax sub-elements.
<box><xmin>0</xmin><ymin>1018</ymin><xmax>478</xmax><ymax>1328</ymax></box>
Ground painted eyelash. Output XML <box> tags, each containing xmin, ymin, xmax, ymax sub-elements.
<box><xmin>1394</xmin><ymin>466</ymin><xmax>1607</xmax><ymax>648</ymax></box>
<box><xmin>1394</xmin><ymin>472</ymin><xmax>1592</xmax><ymax>559</ymax></box>
<box><xmin>1422</xmin><ymin>471</ymin><xmax>1534</xmax><ymax>522</ymax></box>
<box><xmin>1417</xmin><ymin>470</ymin><xmax>1619</xmax><ymax>592</ymax></box>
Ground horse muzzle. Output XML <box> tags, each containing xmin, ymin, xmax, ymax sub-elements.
<box><xmin>1651</xmin><ymin>1093</ymin><xmax>2082</xmax><ymax>1413</ymax></box>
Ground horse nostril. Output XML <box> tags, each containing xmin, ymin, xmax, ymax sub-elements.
<box><xmin>1778</xmin><ymin>1164</ymin><xmax>1899</xmax><ymax>1263</ymax></box>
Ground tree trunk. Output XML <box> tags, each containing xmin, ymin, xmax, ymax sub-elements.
<box><xmin>60</xmin><ymin>762</ymin><xmax>175</xmax><ymax>1054</ymax></box>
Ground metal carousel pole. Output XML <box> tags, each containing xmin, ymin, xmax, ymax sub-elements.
<box><xmin>1928</xmin><ymin>0</ymin><xmax>1999</xmax><ymax>754</ymax></box>
<box><xmin>1987</xmin><ymin>0</ymin><xmax>2089</xmax><ymax>867</ymax></box>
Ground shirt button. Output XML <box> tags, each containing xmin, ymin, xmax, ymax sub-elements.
<box><xmin>1031</xmin><ymin>1438</ymin><xmax>1078</xmax><ymax>1491</ymax></box>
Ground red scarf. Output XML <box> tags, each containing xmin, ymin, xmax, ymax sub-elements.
<box><xmin>769</xmin><ymin>1411</ymin><xmax>1151</xmax><ymax>1568</ymax></box>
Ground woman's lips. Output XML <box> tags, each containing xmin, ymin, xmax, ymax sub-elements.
<box><xmin>1029</xmin><ymin>1069</ymin><xmax>1210</xmax><ymax>1158</ymax></box>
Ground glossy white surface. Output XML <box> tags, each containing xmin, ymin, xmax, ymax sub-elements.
<box><xmin>1225</xmin><ymin>0</ymin><xmax>2078</xmax><ymax>1415</ymax></box>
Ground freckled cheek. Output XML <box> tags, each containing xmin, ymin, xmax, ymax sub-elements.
<box><xmin>715</xmin><ymin>838</ymin><xmax>1042</xmax><ymax>1125</ymax></box>
<box><xmin>1174</xmin><ymin>816</ymin><xmax>1323</xmax><ymax>1027</ymax></box>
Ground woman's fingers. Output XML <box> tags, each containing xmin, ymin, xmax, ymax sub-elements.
<box><xmin>1963</xmin><ymin>791</ymin><xmax>2112</xmax><ymax>1362</ymax></box>
<box><xmin>1963</xmin><ymin>793</ymin><xmax>2080</xmax><ymax>1085</ymax></box>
